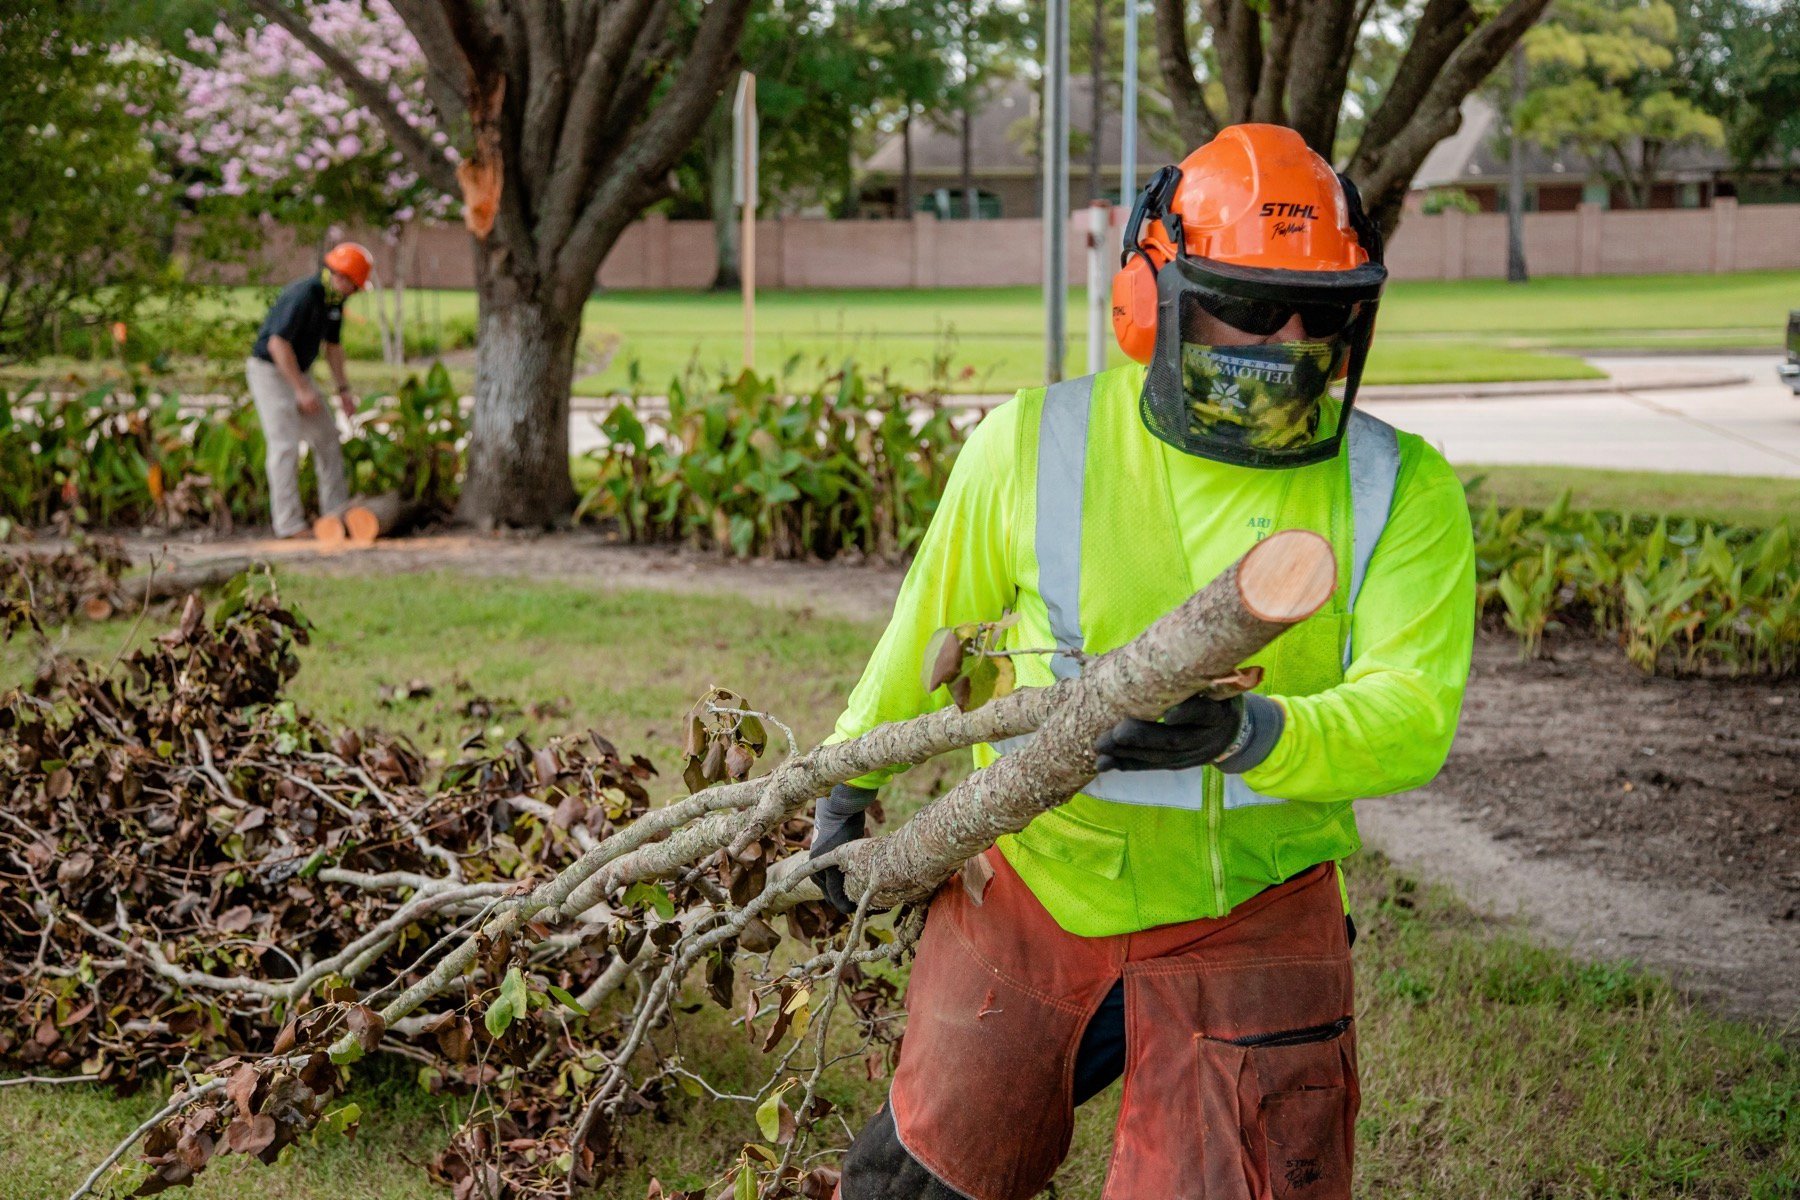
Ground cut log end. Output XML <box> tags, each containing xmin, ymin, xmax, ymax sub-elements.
<box><xmin>343</xmin><ymin>506</ymin><xmax>381</xmax><ymax>546</ymax></box>
<box><xmin>1236</xmin><ymin>530</ymin><xmax>1336</xmax><ymax>624</ymax></box>
<box><xmin>313</xmin><ymin>515</ymin><xmax>347</xmax><ymax>547</ymax></box>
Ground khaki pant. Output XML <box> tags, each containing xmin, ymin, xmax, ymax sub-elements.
<box><xmin>245</xmin><ymin>357</ymin><xmax>348</xmax><ymax>538</ymax></box>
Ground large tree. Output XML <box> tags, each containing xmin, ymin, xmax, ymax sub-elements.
<box><xmin>1675</xmin><ymin>0</ymin><xmax>1800</xmax><ymax>182</ymax></box>
<box><xmin>1153</xmin><ymin>0</ymin><xmax>1556</xmax><ymax>232</ymax></box>
<box><xmin>1518</xmin><ymin>0</ymin><xmax>1724</xmax><ymax>210</ymax></box>
<box><xmin>248</xmin><ymin>0</ymin><xmax>755</xmax><ymax>527</ymax></box>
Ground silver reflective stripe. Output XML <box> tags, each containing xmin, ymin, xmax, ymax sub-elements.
<box><xmin>1343</xmin><ymin>410</ymin><xmax>1400</xmax><ymax>668</ymax></box>
<box><xmin>1037</xmin><ymin>375</ymin><xmax>1093</xmax><ymax>681</ymax></box>
<box><xmin>998</xmin><ymin>383</ymin><xmax>1400</xmax><ymax>813</ymax></box>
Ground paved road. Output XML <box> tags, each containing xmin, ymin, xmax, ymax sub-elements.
<box><xmin>1362</xmin><ymin>355</ymin><xmax>1800</xmax><ymax>478</ymax></box>
<box><xmin>569</xmin><ymin>354</ymin><xmax>1800</xmax><ymax>477</ymax></box>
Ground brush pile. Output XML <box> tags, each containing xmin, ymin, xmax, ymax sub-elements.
<box><xmin>0</xmin><ymin>575</ymin><xmax>888</xmax><ymax>1197</ymax></box>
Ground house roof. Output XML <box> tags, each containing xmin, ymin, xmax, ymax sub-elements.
<box><xmin>1412</xmin><ymin>94</ymin><xmax>1784</xmax><ymax>189</ymax></box>
<box><xmin>859</xmin><ymin>77</ymin><xmax>1188</xmax><ymax>180</ymax></box>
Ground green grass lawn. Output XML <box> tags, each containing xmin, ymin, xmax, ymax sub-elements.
<box><xmin>1461</xmin><ymin>464</ymin><xmax>1800</xmax><ymax>528</ymax></box>
<box><xmin>4</xmin><ymin>570</ymin><xmax>1798</xmax><ymax>1198</ymax></box>
<box><xmin>22</xmin><ymin>269</ymin><xmax>1785</xmax><ymax>397</ymax></box>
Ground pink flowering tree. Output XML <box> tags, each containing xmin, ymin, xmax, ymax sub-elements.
<box><xmin>164</xmin><ymin>3</ymin><xmax>454</xmax><ymax>364</ymax></box>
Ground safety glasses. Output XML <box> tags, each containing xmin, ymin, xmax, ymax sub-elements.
<box><xmin>1191</xmin><ymin>288</ymin><xmax>1365</xmax><ymax>340</ymax></box>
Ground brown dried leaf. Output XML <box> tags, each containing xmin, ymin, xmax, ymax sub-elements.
<box><xmin>701</xmin><ymin>738</ymin><xmax>726</xmax><ymax>783</ymax></box>
<box><xmin>55</xmin><ymin>851</ymin><xmax>93</xmax><ymax>886</ymax></box>
<box><xmin>960</xmin><ymin>854</ymin><xmax>995</xmax><ymax>906</ymax></box>
<box><xmin>216</xmin><ymin>905</ymin><xmax>253</xmax><ymax>934</ymax></box>
<box><xmin>724</xmin><ymin>742</ymin><xmax>754</xmax><ymax>781</ymax></box>
<box><xmin>225</xmin><ymin>1064</ymin><xmax>260</xmax><ymax>1118</ymax></box>
<box><xmin>223</xmin><ymin>1113</ymin><xmax>277</xmax><ymax>1157</ymax></box>
<box><xmin>923</xmin><ymin>628</ymin><xmax>965</xmax><ymax>694</ymax></box>
<box><xmin>551</xmin><ymin>792</ymin><xmax>585</xmax><ymax>830</ymax></box>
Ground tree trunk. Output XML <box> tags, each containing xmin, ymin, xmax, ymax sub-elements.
<box><xmin>1506</xmin><ymin>45</ymin><xmax>1529</xmax><ymax>283</ymax></box>
<box><xmin>708</xmin><ymin>105</ymin><xmax>741</xmax><ymax>290</ymax></box>
<box><xmin>456</xmin><ymin>264</ymin><xmax>580</xmax><ymax>529</ymax></box>
<box><xmin>961</xmin><ymin>101</ymin><xmax>977</xmax><ymax>218</ymax></box>
<box><xmin>900</xmin><ymin>107</ymin><xmax>915</xmax><ymax>217</ymax></box>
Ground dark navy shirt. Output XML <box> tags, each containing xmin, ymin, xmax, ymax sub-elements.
<box><xmin>251</xmin><ymin>276</ymin><xmax>343</xmax><ymax>371</ymax></box>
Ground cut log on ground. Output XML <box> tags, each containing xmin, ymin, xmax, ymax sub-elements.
<box><xmin>313</xmin><ymin>514</ymin><xmax>347</xmax><ymax>547</ymax></box>
<box><xmin>119</xmin><ymin>557</ymin><xmax>258</xmax><ymax>608</ymax></box>
<box><xmin>343</xmin><ymin>491</ymin><xmax>426</xmax><ymax>545</ymax></box>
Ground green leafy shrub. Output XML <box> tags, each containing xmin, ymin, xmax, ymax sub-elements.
<box><xmin>577</xmin><ymin>365</ymin><xmax>967</xmax><ymax>561</ymax></box>
<box><xmin>1471</xmin><ymin>485</ymin><xmax>1799</xmax><ymax>677</ymax></box>
<box><xmin>0</xmin><ymin>362</ymin><xmax>465</xmax><ymax>531</ymax></box>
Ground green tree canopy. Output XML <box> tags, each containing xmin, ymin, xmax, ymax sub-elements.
<box><xmin>1517</xmin><ymin>0</ymin><xmax>1725</xmax><ymax>207</ymax></box>
<box><xmin>0</xmin><ymin>5</ymin><xmax>180</xmax><ymax>359</ymax></box>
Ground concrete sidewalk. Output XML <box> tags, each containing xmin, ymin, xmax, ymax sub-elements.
<box><xmin>1361</xmin><ymin>356</ymin><xmax>1800</xmax><ymax>478</ymax></box>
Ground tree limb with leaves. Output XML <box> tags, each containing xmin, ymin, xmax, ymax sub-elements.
<box><xmin>29</xmin><ymin>532</ymin><xmax>1334</xmax><ymax>1198</ymax></box>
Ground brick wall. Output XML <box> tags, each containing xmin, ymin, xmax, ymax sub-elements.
<box><xmin>231</xmin><ymin>199</ymin><xmax>1800</xmax><ymax>290</ymax></box>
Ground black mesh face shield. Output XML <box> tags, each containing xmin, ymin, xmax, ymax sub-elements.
<box><xmin>1140</xmin><ymin>254</ymin><xmax>1386</xmax><ymax>469</ymax></box>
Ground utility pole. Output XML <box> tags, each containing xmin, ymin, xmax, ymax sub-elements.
<box><xmin>1506</xmin><ymin>44</ymin><xmax>1529</xmax><ymax>284</ymax></box>
<box><xmin>1043</xmin><ymin>0</ymin><xmax>1070</xmax><ymax>383</ymax></box>
<box><xmin>1121</xmin><ymin>0</ymin><xmax>1137</xmax><ymax>203</ymax></box>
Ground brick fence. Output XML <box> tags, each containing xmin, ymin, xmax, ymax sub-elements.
<box><xmin>237</xmin><ymin>199</ymin><xmax>1800</xmax><ymax>290</ymax></box>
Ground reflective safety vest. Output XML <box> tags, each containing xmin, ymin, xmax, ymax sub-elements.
<box><xmin>984</xmin><ymin>370</ymin><xmax>1400</xmax><ymax>936</ymax></box>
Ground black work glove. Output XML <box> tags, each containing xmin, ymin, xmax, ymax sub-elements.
<box><xmin>1094</xmin><ymin>693</ymin><xmax>1269</xmax><ymax>774</ymax></box>
<box><xmin>810</xmin><ymin>783</ymin><xmax>877</xmax><ymax>916</ymax></box>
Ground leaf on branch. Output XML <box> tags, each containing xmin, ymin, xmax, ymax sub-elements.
<box><xmin>225</xmin><ymin>1064</ymin><xmax>260</xmax><ymax>1119</ymax></box>
<box><xmin>622</xmin><ymin>881</ymin><xmax>675</xmax><ymax>920</ymax></box>
<box><xmin>484</xmin><ymin>966</ymin><xmax>530</xmax><ymax>1039</ymax></box>
<box><xmin>546</xmin><ymin>984</ymin><xmax>588</xmax><ymax>1016</ymax></box>
<box><xmin>754</xmin><ymin>1082</ymin><xmax>792</xmax><ymax>1142</ymax></box>
<box><xmin>735</xmin><ymin>1162</ymin><xmax>758</xmax><ymax>1200</ymax></box>
<box><xmin>960</xmin><ymin>854</ymin><xmax>995</xmax><ymax>906</ymax></box>
<box><xmin>922</xmin><ymin>627</ymin><xmax>965</xmax><ymax>693</ymax></box>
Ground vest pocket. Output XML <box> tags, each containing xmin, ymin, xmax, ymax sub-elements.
<box><xmin>1197</xmin><ymin>1018</ymin><xmax>1358</xmax><ymax>1200</ymax></box>
<box><xmin>1011</xmin><ymin>807</ymin><xmax>1127</xmax><ymax>880</ymax></box>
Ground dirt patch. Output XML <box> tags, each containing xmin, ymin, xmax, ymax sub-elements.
<box><xmin>89</xmin><ymin>529</ymin><xmax>908</xmax><ymax>625</ymax></box>
<box><xmin>1359</xmin><ymin>635</ymin><xmax>1800</xmax><ymax>1028</ymax></box>
<box><xmin>1441</xmin><ymin>636</ymin><xmax>1798</xmax><ymax>924</ymax></box>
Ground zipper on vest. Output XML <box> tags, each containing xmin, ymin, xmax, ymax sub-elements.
<box><xmin>1225</xmin><ymin>1016</ymin><xmax>1353</xmax><ymax>1048</ymax></box>
<box><xmin>1204</xmin><ymin>766</ymin><xmax>1226</xmax><ymax>915</ymax></box>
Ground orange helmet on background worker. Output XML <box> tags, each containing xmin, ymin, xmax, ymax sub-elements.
<box><xmin>322</xmin><ymin>242</ymin><xmax>373</xmax><ymax>294</ymax></box>
<box><xmin>1110</xmin><ymin>124</ymin><xmax>1387</xmax><ymax>468</ymax></box>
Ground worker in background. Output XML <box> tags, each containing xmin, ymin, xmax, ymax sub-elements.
<box><xmin>245</xmin><ymin>242</ymin><xmax>371</xmax><ymax>539</ymax></box>
<box><xmin>812</xmin><ymin>125</ymin><xmax>1476</xmax><ymax>1199</ymax></box>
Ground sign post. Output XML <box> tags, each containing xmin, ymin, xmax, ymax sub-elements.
<box><xmin>733</xmin><ymin>72</ymin><xmax>758</xmax><ymax>372</ymax></box>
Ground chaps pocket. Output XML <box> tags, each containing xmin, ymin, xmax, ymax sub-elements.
<box><xmin>1200</xmin><ymin>1017</ymin><xmax>1358</xmax><ymax>1200</ymax></box>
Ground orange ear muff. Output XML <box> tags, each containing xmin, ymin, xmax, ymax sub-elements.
<box><xmin>1111</xmin><ymin>254</ymin><xmax>1159</xmax><ymax>364</ymax></box>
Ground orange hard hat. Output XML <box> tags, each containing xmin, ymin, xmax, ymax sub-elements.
<box><xmin>323</xmin><ymin>242</ymin><xmax>373</xmax><ymax>290</ymax></box>
<box><xmin>1112</xmin><ymin>125</ymin><xmax>1382</xmax><ymax>363</ymax></box>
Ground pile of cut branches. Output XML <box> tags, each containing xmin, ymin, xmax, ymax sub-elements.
<box><xmin>3</xmin><ymin>530</ymin><xmax>1338</xmax><ymax>1199</ymax></box>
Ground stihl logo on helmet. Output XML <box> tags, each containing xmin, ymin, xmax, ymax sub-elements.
<box><xmin>1258</xmin><ymin>202</ymin><xmax>1321</xmax><ymax>220</ymax></box>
